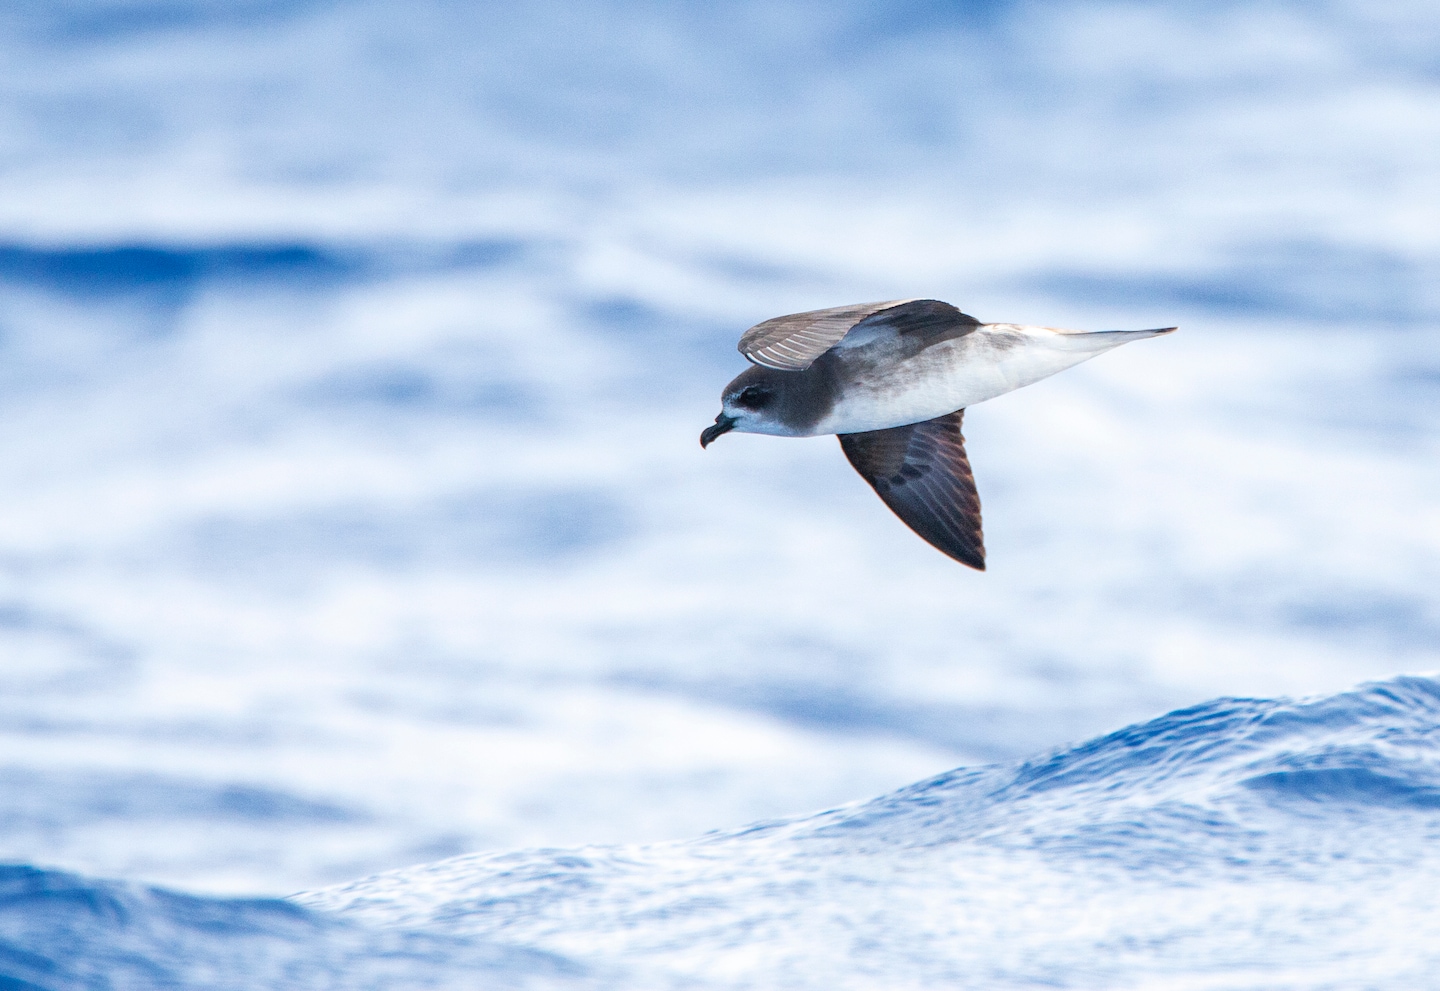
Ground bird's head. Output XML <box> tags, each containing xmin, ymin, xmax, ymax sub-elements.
<box><xmin>700</xmin><ymin>366</ymin><xmax>790</xmax><ymax>447</ymax></box>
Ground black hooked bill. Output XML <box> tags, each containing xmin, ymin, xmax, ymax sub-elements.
<box><xmin>700</xmin><ymin>414</ymin><xmax>737</xmax><ymax>448</ymax></box>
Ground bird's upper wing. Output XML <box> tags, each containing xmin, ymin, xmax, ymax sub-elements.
<box><xmin>738</xmin><ymin>299</ymin><xmax>978</xmax><ymax>371</ymax></box>
<box><xmin>838</xmin><ymin>410</ymin><xmax>985</xmax><ymax>570</ymax></box>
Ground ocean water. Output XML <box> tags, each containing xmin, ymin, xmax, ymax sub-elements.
<box><xmin>306</xmin><ymin>675</ymin><xmax>1440</xmax><ymax>989</ymax></box>
<box><xmin>6</xmin><ymin>676</ymin><xmax>1440</xmax><ymax>988</ymax></box>
<box><xmin>1</xmin><ymin>0</ymin><xmax>1438</xmax><ymax>985</ymax></box>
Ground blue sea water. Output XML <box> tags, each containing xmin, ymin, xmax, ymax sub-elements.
<box><xmin>0</xmin><ymin>866</ymin><xmax>588</xmax><ymax>990</ymax></box>
<box><xmin>1</xmin><ymin>0</ymin><xmax>1438</xmax><ymax>985</ymax></box>
<box><xmin>6</xmin><ymin>676</ymin><xmax>1439</xmax><ymax>988</ymax></box>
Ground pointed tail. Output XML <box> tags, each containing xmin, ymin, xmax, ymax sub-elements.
<box><xmin>1045</xmin><ymin>325</ymin><xmax>1178</xmax><ymax>352</ymax></box>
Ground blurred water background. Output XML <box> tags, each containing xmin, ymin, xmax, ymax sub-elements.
<box><xmin>0</xmin><ymin>0</ymin><xmax>1437</xmax><ymax>900</ymax></box>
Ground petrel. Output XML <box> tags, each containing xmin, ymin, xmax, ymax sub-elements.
<box><xmin>700</xmin><ymin>299</ymin><xmax>1175</xmax><ymax>570</ymax></box>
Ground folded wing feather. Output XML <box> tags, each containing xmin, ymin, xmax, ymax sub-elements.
<box><xmin>738</xmin><ymin>299</ymin><xmax>918</xmax><ymax>371</ymax></box>
<box><xmin>738</xmin><ymin>299</ymin><xmax>980</xmax><ymax>371</ymax></box>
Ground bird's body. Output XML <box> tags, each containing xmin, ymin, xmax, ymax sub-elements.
<box><xmin>701</xmin><ymin>298</ymin><xmax>1175</xmax><ymax>569</ymax></box>
<box><xmin>733</xmin><ymin>319</ymin><xmax>1167</xmax><ymax>437</ymax></box>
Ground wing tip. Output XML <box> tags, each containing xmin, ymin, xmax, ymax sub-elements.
<box><xmin>949</xmin><ymin>546</ymin><xmax>986</xmax><ymax>571</ymax></box>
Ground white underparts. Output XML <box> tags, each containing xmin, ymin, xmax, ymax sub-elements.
<box><xmin>807</xmin><ymin>324</ymin><xmax>1159</xmax><ymax>436</ymax></box>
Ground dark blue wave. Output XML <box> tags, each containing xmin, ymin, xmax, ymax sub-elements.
<box><xmin>804</xmin><ymin>675</ymin><xmax>1440</xmax><ymax>865</ymax></box>
<box><xmin>9</xmin><ymin>677</ymin><xmax>1439</xmax><ymax>987</ymax></box>
<box><xmin>0</xmin><ymin>865</ymin><xmax>584</xmax><ymax>991</ymax></box>
<box><xmin>0</xmin><ymin>240</ymin><xmax>523</xmax><ymax>301</ymax></box>
<box><xmin>0</xmin><ymin>244</ymin><xmax>360</xmax><ymax>298</ymax></box>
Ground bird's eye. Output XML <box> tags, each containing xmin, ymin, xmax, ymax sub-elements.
<box><xmin>736</xmin><ymin>386</ymin><xmax>771</xmax><ymax>409</ymax></box>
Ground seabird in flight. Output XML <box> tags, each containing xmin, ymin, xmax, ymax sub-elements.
<box><xmin>700</xmin><ymin>299</ymin><xmax>1175</xmax><ymax>569</ymax></box>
